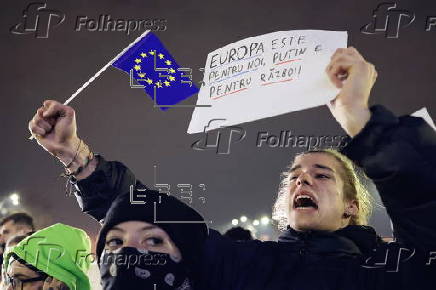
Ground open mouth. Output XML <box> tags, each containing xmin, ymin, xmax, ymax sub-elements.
<box><xmin>293</xmin><ymin>194</ymin><xmax>318</xmax><ymax>210</ymax></box>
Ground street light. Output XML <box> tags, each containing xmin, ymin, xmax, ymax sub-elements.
<box><xmin>261</xmin><ymin>216</ymin><xmax>270</xmax><ymax>225</ymax></box>
<box><xmin>10</xmin><ymin>193</ymin><xmax>20</xmax><ymax>206</ymax></box>
<box><xmin>240</xmin><ymin>216</ymin><xmax>247</xmax><ymax>223</ymax></box>
<box><xmin>231</xmin><ymin>219</ymin><xmax>239</xmax><ymax>226</ymax></box>
<box><xmin>253</xmin><ymin>219</ymin><xmax>260</xmax><ymax>226</ymax></box>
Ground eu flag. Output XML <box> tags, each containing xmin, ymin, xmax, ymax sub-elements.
<box><xmin>112</xmin><ymin>32</ymin><xmax>199</xmax><ymax>110</ymax></box>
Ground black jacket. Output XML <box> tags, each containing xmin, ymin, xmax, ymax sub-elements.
<box><xmin>73</xmin><ymin>105</ymin><xmax>436</xmax><ymax>289</ymax></box>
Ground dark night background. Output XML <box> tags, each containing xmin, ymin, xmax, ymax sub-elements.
<box><xmin>1</xmin><ymin>0</ymin><xmax>435</xmax><ymax>244</ymax></box>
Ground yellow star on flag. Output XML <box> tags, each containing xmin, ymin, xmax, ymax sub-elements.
<box><xmin>158</xmin><ymin>53</ymin><xmax>164</xmax><ymax>59</ymax></box>
<box><xmin>164</xmin><ymin>81</ymin><xmax>171</xmax><ymax>87</ymax></box>
<box><xmin>134</xmin><ymin>65</ymin><xmax>141</xmax><ymax>71</ymax></box>
<box><xmin>155</xmin><ymin>81</ymin><xmax>163</xmax><ymax>88</ymax></box>
<box><xmin>134</xmin><ymin>59</ymin><xmax>142</xmax><ymax>64</ymax></box>
<box><xmin>146</xmin><ymin>78</ymin><xmax>153</xmax><ymax>85</ymax></box>
<box><xmin>165</xmin><ymin>60</ymin><xmax>172</xmax><ymax>65</ymax></box>
<box><xmin>140</xmin><ymin>52</ymin><xmax>147</xmax><ymax>58</ymax></box>
<box><xmin>168</xmin><ymin>76</ymin><xmax>176</xmax><ymax>81</ymax></box>
<box><xmin>169</xmin><ymin>68</ymin><xmax>176</xmax><ymax>73</ymax></box>
<box><xmin>138</xmin><ymin>73</ymin><xmax>146</xmax><ymax>78</ymax></box>
<box><xmin>149</xmin><ymin>51</ymin><xmax>155</xmax><ymax>55</ymax></box>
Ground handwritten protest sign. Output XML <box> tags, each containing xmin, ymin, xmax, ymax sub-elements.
<box><xmin>187</xmin><ymin>30</ymin><xmax>347</xmax><ymax>134</ymax></box>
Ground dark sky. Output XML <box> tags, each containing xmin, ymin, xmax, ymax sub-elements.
<box><xmin>1</xmin><ymin>0</ymin><xmax>435</xmax><ymax>241</ymax></box>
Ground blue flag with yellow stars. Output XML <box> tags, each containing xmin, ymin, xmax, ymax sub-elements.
<box><xmin>112</xmin><ymin>32</ymin><xmax>199</xmax><ymax>110</ymax></box>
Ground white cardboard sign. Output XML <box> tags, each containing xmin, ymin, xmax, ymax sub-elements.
<box><xmin>188</xmin><ymin>30</ymin><xmax>348</xmax><ymax>134</ymax></box>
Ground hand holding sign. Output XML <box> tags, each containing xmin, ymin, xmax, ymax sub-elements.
<box><xmin>327</xmin><ymin>47</ymin><xmax>377</xmax><ymax>137</ymax></box>
<box><xmin>327</xmin><ymin>47</ymin><xmax>378</xmax><ymax>106</ymax></box>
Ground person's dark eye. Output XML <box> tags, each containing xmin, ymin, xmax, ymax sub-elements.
<box><xmin>289</xmin><ymin>176</ymin><xmax>297</xmax><ymax>181</ymax></box>
<box><xmin>106</xmin><ymin>238</ymin><xmax>123</xmax><ymax>248</ymax></box>
<box><xmin>315</xmin><ymin>174</ymin><xmax>330</xmax><ymax>179</ymax></box>
<box><xmin>144</xmin><ymin>237</ymin><xmax>163</xmax><ymax>246</ymax></box>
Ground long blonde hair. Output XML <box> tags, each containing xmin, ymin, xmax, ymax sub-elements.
<box><xmin>272</xmin><ymin>149</ymin><xmax>374</xmax><ymax>231</ymax></box>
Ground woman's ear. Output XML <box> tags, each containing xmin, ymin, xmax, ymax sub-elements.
<box><xmin>344</xmin><ymin>200</ymin><xmax>359</xmax><ymax>218</ymax></box>
<box><xmin>42</xmin><ymin>276</ymin><xmax>69</xmax><ymax>290</ymax></box>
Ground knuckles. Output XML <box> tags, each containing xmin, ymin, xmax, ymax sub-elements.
<box><xmin>63</xmin><ymin>106</ymin><xmax>75</xmax><ymax>117</ymax></box>
<box><xmin>41</xmin><ymin>99</ymin><xmax>76</xmax><ymax>118</ymax></box>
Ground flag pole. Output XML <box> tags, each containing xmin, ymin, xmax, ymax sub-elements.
<box><xmin>29</xmin><ymin>30</ymin><xmax>151</xmax><ymax>140</ymax></box>
<box><xmin>64</xmin><ymin>29</ymin><xmax>150</xmax><ymax>105</ymax></box>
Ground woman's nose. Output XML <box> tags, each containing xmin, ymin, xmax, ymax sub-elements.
<box><xmin>123</xmin><ymin>237</ymin><xmax>143</xmax><ymax>249</ymax></box>
<box><xmin>296</xmin><ymin>173</ymin><xmax>312</xmax><ymax>186</ymax></box>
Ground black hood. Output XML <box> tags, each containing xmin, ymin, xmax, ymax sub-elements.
<box><xmin>96</xmin><ymin>187</ymin><xmax>208</xmax><ymax>269</ymax></box>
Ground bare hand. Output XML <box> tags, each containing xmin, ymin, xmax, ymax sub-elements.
<box><xmin>28</xmin><ymin>100</ymin><xmax>79</xmax><ymax>164</ymax></box>
<box><xmin>326</xmin><ymin>47</ymin><xmax>377</xmax><ymax>137</ymax></box>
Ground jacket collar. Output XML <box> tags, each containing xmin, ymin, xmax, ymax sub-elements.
<box><xmin>278</xmin><ymin>225</ymin><xmax>380</xmax><ymax>256</ymax></box>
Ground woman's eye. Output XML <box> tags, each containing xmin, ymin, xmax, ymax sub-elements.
<box><xmin>289</xmin><ymin>176</ymin><xmax>297</xmax><ymax>181</ymax></box>
<box><xmin>144</xmin><ymin>237</ymin><xmax>163</xmax><ymax>246</ymax></box>
<box><xmin>315</xmin><ymin>174</ymin><xmax>330</xmax><ymax>179</ymax></box>
<box><xmin>106</xmin><ymin>238</ymin><xmax>123</xmax><ymax>248</ymax></box>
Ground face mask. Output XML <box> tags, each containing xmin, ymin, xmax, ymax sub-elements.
<box><xmin>99</xmin><ymin>247</ymin><xmax>190</xmax><ymax>290</ymax></box>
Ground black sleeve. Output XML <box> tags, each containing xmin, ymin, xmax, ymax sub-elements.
<box><xmin>72</xmin><ymin>156</ymin><xmax>264</xmax><ymax>289</ymax></box>
<box><xmin>197</xmin><ymin>229</ymin><xmax>271</xmax><ymax>290</ymax></box>
<box><xmin>73</xmin><ymin>155</ymin><xmax>148</xmax><ymax>222</ymax></box>
<box><xmin>341</xmin><ymin>105</ymin><xmax>436</xmax><ymax>251</ymax></box>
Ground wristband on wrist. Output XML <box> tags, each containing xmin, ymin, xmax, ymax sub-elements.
<box><xmin>61</xmin><ymin>143</ymin><xmax>95</xmax><ymax>196</ymax></box>
<box><xmin>65</xmin><ymin>139</ymin><xmax>82</xmax><ymax>169</ymax></box>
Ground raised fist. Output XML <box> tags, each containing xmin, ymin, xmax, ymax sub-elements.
<box><xmin>28</xmin><ymin>100</ymin><xmax>79</xmax><ymax>164</ymax></box>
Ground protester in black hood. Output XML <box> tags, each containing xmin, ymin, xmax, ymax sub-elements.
<box><xmin>29</xmin><ymin>47</ymin><xmax>436</xmax><ymax>289</ymax></box>
<box><xmin>95</xmin><ymin>186</ymin><xmax>207</xmax><ymax>290</ymax></box>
